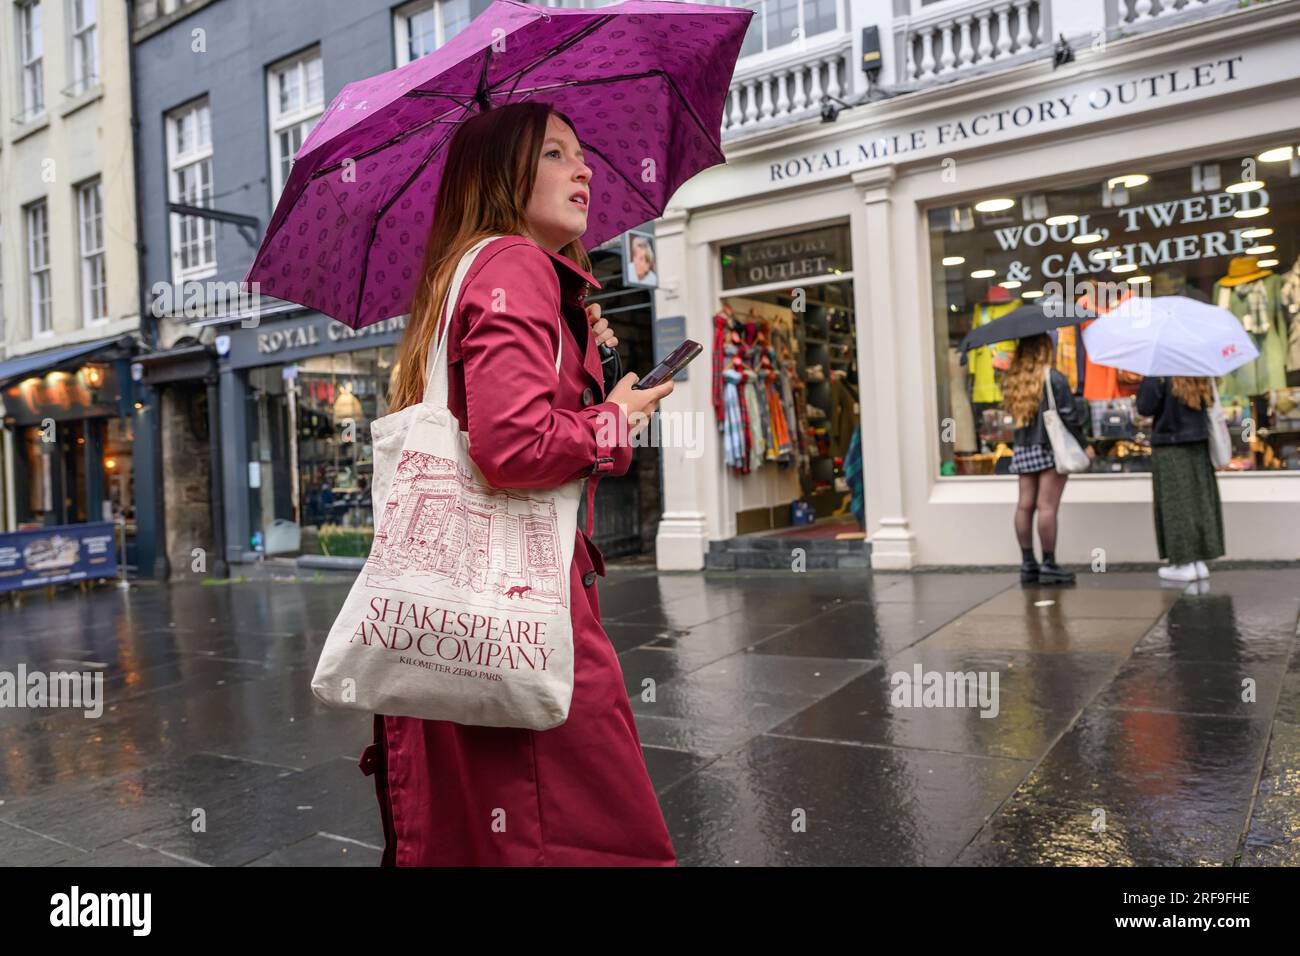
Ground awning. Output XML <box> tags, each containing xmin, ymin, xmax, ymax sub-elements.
<box><xmin>0</xmin><ymin>334</ymin><xmax>137</xmax><ymax>389</ymax></box>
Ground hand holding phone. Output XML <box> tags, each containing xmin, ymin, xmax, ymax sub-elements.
<box><xmin>631</xmin><ymin>340</ymin><xmax>703</xmax><ymax>389</ymax></box>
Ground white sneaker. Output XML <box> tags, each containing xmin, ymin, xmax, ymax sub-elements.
<box><xmin>1194</xmin><ymin>561</ymin><xmax>1210</xmax><ymax>579</ymax></box>
<box><xmin>1158</xmin><ymin>563</ymin><xmax>1199</xmax><ymax>582</ymax></box>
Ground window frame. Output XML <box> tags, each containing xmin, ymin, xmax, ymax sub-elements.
<box><xmin>25</xmin><ymin>199</ymin><xmax>52</xmax><ymax>338</ymax></box>
<box><xmin>166</xmin><ymin>97</ymin><xmax>217</xmax><ymax>285</ymax></box>
<box><xmin>77</xmin><ymin>178</ymin><xmax>108</xmax><ymax>326</ymax></box>
<box><xmin>68</xmin><ymin>0</ymin><xmax>98</xmax><ymax>96</ymax></box>
<box><xmin>267</xmin><ymin>48</ymin><xmax>325</xmax><ymax>201</ymax></box>
<box><xmin>17</xmin><ymin>0</ymin><xmax>46</xmax><ymax>122</ymax></box>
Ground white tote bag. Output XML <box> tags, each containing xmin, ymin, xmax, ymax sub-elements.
<box><xmin>1206</xmin><ymin>379</ymin><xmax>1232</xmax><ymax>469</ymax></box>
<box><xmin>1042</xmin><ymin>369</ymin><xmax>1091</xmax><ymax>474</ymax></box>
<box><xmin>312</xmin><ymin>235</ymin><xmax>583</xmax><ymax>730</ymax></box>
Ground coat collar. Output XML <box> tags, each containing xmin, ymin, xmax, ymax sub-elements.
<box><xmin>516</xmin><ymin>236</ymin><xmax>607</xmax><ymax>398</ymax></box>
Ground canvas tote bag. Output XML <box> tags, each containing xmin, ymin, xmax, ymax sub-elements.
<box><xmin>1206</xmin><ymin>379</ymin><xmax>1232</xmax><ymax>469</ymax></box>
<box><xmin>312</xmin><ymin>234</ymin><xmax>583</xmax><ymax>730</ymax></box>
<box><xmin>1042</xmin><ymin>369</ymin><xmax>1091</xmax><ymax>474</ymax></box>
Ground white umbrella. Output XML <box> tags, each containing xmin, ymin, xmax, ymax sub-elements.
<box><xmin>1081</xmin><ymin>295</ymin><xmax>1259</xmax><ymax>376</ymax></box>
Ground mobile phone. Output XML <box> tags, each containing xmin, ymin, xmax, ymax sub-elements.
<box><xmin>631</xmin><ymin>340</ymin><xmax>703</xmax><ymax>389</ymax></box>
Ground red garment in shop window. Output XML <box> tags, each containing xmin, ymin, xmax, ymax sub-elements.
<box><xmin>1079</xmin><ymin>287</ymin><xmax>1137</xmax><ymax>401</ymax></box>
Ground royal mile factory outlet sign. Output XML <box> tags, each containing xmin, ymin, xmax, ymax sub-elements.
<box><xmin>671</xmin><ymin>25</ymin><xmax>1299</xmax><ymax>210</ymax></box>
<box><xmin>224</xmin><ymin>311</ymin><xmax>408</xmax><ymax>369</ymax></box>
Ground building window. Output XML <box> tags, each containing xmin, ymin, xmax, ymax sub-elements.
<box><xmin>929</xmin><ymin>142</ymin><xmax>1300</xmax><ymax>477</ymax></box>
<box><xmin>68</xmin><ymin>0</ymin><xmax>97</xmax><ymax>94</ymax></box>
<box><xmin>78</xmin><ymin>179</ymin><xmax>107</xmax><ymax>324</ymax></box>
<box><xmin>26</xmin><ymin>200</ymin><xmax>52</xmax><ymax>337</ymax></box>
<box><xmin>395</xmin><ymin>1</ymin><xmax>471</xmax><ymax>65</ymax></box>
<box><xmin>715</xmin><ymin>0</ymin><xmax>839</xmax><ymax>59</ymax></box>
<box><xmin>17</xmin><ymin>0</ymin><xmax>45</xmax><ymax>121</ymax></box>
<box><xmin>167</xmin><ymin>98</ymin><xmax>215</xmax><ymax>283</ymax></box>
<box><xmin>268</xmin><ymin>49</ymin><xmax>324</xmax><ymax>200</ymax></box>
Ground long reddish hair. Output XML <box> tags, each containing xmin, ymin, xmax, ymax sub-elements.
<box><xmin>390</xmin><ymin>101</ymin><xmax>592</xmax><ymax>412</ymax></box>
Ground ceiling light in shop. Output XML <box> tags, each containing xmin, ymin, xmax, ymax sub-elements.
<box><xmin>1108</xmin><ymin>174</ymin><xmax>1149</xmax><ymax>189</ymax></box>
<box><xmin>942</xmin><ymin>256</ymin><xmax>965</xmax><ymax>266</ymax></box>
<box><xmin>970</xmin><ymin>268</ymin><xmax>997</xmax><ymax>278</ymax></box>
<box><xmin>1241</xmin><ymin>227</ymin><xmax>1274</xmax><ymax>239</ymax></box>
<box><xmin>974</xmin><ymin>198</ymin><xmax>1015</xmax><ymax>212</ymax></box>
<box><xmin>1071</xmin><ymin>233</ymin><xmax>1102</xmax><ymax>244</ymax></box>
<box><xmin>1246</xmin><ymin>244</ymin><xmax>1276</xmax><ymax>255</ymax></box>
<box><xmin>1257</xmin><ymin>258</ymin><xmax>1280</xmax><ymax>268</ymax></box>
<box><xmin>1000</xmin><ymin>280</ymin><xmax>1023</xmax><ymax>289</ymax></box>
<box><xmin>1225</xmin><ymin>180</ymin><xmax>1265</xmax><ymax>193</ymax></box>
<box><xmin>1257</xmin><ymin>146</ymin><xmax>1295</xmax><ymax>163</ymax></box>
<box><xmin>1233</xmin><ymin>206</ymin><xmax>1269</xmax><ymax>218</ymax></box>
<box><xmin>1126</xmin><ymin>275</ymin><xmax>1151</xmax><ymax>284</ymax></box>
<box><xmin>1092</xmin><ymin>249</ymin><xmax>1121</xmax><ymax>260</ymax></box>
<box><xmin>1045</xmin><ymin>214</ymin><xmax>1079</xmax><ymax>225</ymax></box>
<box><xmin>1021</xmin><ymin>290</ymin><xmax>1044</xmax><ymax>299</ymax></box>
<box><xmin>1111</xmin><ymin>263</ymin><xmax>1139</xmax><ymax>273</ymax></box>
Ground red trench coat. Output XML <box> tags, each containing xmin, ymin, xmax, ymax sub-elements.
<box><xmin>359</xmin><ymin>234</ymin><xmax>676</xmax><ymax>866</ymax></box>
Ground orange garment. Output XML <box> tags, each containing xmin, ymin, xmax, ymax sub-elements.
<box><xmin>1054</xmin><ymin>325</ymin><xmax>1080</xmax><ymax>392</ymax></box>
<box><xmin>1078</xmin><ymin>287</ymin><xmax>1135</xmax><ymax>400</ymax></box>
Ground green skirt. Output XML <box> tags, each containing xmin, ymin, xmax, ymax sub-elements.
<box><xmin>1151</xmin><ymin>441</ymin><xmax>1225</xmax><ymax>565</ymax></box>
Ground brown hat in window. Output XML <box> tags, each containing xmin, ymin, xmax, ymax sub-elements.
<box><xmin>1219</xmin><ymin>255</ymin><xmax>1273</xmax><ymax>287</ymax></box>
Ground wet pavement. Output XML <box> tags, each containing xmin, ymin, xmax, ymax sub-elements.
<box><xmin>0</xmin><ymin>565</ymin><xmax>1296</xmax><ymax>866</ymax></box>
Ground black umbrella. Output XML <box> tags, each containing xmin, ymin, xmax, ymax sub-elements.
<box><xmin>957</xmin><ymin>297</ymin><xmax>1084</xmax><ymax>365</ymax></box>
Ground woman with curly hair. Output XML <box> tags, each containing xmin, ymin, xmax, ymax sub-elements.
<box><xmin>1002</xmin><ymin>333</ymin><xmax>1092</xmax><ymax>585</ymax></box>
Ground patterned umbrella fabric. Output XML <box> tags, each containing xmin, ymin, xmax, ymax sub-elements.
<box><xmin>244</xmin><ymin>0</ymin><xmax>751</xmax><ymax>328</ymax></box>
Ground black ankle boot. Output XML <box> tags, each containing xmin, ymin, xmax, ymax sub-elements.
<box><xmin>1019</xmin><ymin>559</ymin><xmax>1039</xmax><ymax>585</ymax></box>
<box><xmin>1037</xmin><ymin>560</ymin><xmax>1076</xmax><ymax>585</ymax></box>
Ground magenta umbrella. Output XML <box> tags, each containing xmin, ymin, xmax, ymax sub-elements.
<box><xmin>244</xmin><ymin>0</ymin><xmax>751</xmax><ymax>329</ymax></box>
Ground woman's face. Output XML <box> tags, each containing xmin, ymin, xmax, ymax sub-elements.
<box><xmin>632</xmin><ymin>244</ymin><xmax>651</xmax><ymax>278</ymax></box>
<box><xmin>522</xmin><ymin>113</ymin><xmax>592</xmax><ymax>252</ymax></box>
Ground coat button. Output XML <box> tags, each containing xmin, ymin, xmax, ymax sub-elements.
<box><xmin>581</xmin><ymin>386</ymin><xmax>594</xmax><ymax>406</ymax></box>
<box><xmin>582</xmin><ymin>569</ymin><xmax>597</xmax><ymax>587</ymax></box>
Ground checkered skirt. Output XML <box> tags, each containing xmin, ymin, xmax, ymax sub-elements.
<box><xmin>1009</xmin><ymin>443</ymin><xmax>1056</xmax><ymax>474</ymax></box>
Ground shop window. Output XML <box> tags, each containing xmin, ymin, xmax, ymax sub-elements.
<box><xmin>246</xmin><ymin>345</ymin><xmax>397</xmax><ymax>557</ymax></box>
<box><xmin>930</xmin><ymin>143</ymin><xmax>1300</xmax><ymax>476</ymax></box>
<box><xmin>717</xmin><ymin>223</ymin><xmax>860</xmax><ymax>528</ymax></box>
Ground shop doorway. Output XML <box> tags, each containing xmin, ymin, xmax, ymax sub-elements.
<box><xmin>585</xmin><ymin>243</ymin><xmax>660</xmax><ymax>558</ymax></box>
<box><xmin>714</xmin><ymin>222</ymin><xmax>863</xmax><ymax>537</ymax></box>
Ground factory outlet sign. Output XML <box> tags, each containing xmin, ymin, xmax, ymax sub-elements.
<box><xmin>224</xmin><ymin>312</ymin><xmax>408</xmax><ymax>369</ymax></box>
<box><xmin>672</xmin><ymin>15</ymin><xmax>1299</xmax><ymax>209</ymax></box>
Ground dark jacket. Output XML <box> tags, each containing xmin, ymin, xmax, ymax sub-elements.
<box><xmin>1012</xmin><ymin>367</ymin><xmax>1088</xmax><ymax>448</ymax></box>
<box><xmin>1136</xmin><ymin>376</ymin><xmax>1210</xmax><ymax>445</ymax></box>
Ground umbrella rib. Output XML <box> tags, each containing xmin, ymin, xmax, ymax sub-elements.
<box><xmin>308</xmin><ymin>111</ymin><xmax>465</xmax><ymax>178</ymax></box>
<box><xmin>349</xmin><ymin>100</ymin><xmax>475</xmax><ymax>326</ymax></box>
<box><xmin>487</xmin><ymin>14</ymin><xmax>618</xmax><ymax>99</ymax></box>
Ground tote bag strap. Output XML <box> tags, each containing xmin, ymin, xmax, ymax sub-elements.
<box><xmin>1043</xmin><ymin>366</ymin><xmax>1058</xmax><ymax>414</ymax></box>
<box><xmin>425</xmin><ymin>236</ymin><xmax>565</xmax><ymax>408</ymax></box>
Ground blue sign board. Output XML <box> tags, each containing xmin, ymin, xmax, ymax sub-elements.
<box><xmin>0</xmin><ymin>522</ymin><xmax>118</xmax><ymax>592</ymax></box>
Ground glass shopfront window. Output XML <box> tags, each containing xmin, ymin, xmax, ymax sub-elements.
<box><xmin>246</xmin><ymin>345</ymin><xmax>396</xmax><ymax>557</ymax></box>
<box><xmin>929</xmin><ymin>141</ymin><xmax>1300</xmax><ymax>477</ymax></box>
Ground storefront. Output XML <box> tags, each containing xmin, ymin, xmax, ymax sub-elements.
<box><xmin>0</xmin><ymin>334</ymin><xmax>153</xmax><ymax>573</ymax></box>
<box><xmin>654</xmin><ymin>0</ymin><xmax>1300</xmax><ymax>569</ymax></box>
<box><xmin>217</xmin><ymin>309</ymin><xmax>407</xmax><ymax>564</ymax></box>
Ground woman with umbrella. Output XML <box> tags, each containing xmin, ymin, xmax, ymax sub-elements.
<box><xmin>1085</xmin><ymin>295</ymin><xmax>1252</xmax><ymax>583</ymax></box>
<box><xmin>245</xmin><ymin>1</ymin><xmax>752</xmax><ymax>864</ymax></box>
<box><xmin>958</xmin><ymin>298</ymin><xmax>1093</xmax><ymax>584</ymax></box>
<box><xmin>1134</xmin><ymin>375</ymin><xmax>1223</xmax><ymax>582</ymax></box>
<box><xmin>1001</xmin><ymin>333</ymin><xmax>1091</xmax><ymax>585</ymax></box>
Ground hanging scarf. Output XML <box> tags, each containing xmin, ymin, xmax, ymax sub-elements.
<box><xmin>1235</xmin><ymin>279</ymin><xmax>1272</xmax><ymax>335</ymax></box>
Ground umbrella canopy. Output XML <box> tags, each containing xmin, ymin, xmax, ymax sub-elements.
<box><xmin>1081</xmin><ymin>295</ymin><xmax>1260</xmax><ymax>376</ymax></box>
<box><xmin>244</xmin><ymin>0</ymin><xmax>750</xmax><ymax>329</ymax></box>
<box><xmin>957</xmin><ymin>297</ymin><xmax>1078</xmax><ymax>363</ymax></box>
